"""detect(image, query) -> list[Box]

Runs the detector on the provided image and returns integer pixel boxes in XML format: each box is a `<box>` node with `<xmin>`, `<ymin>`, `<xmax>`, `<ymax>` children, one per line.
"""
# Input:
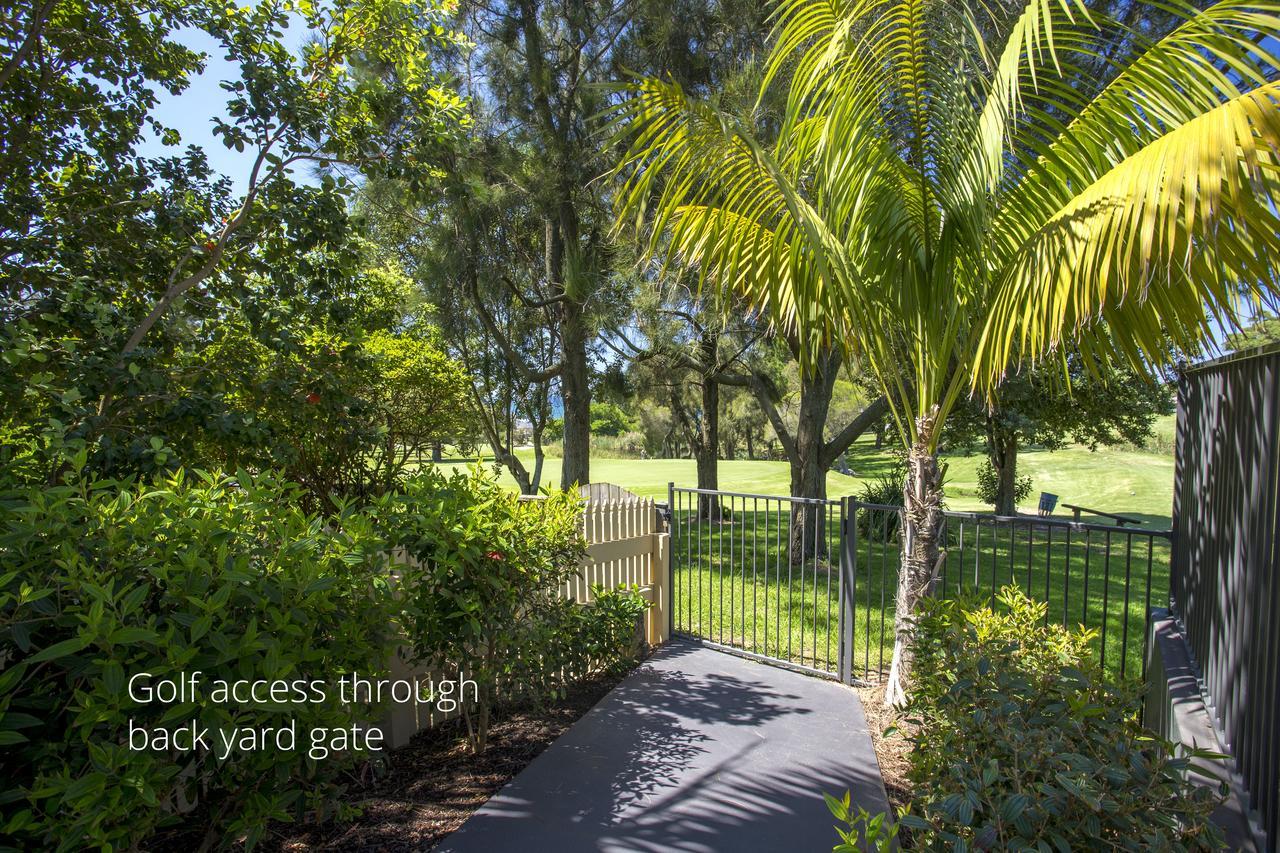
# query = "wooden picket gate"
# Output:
<box><xmin>570</xmin><ymin>495</ymin><xmax>670</xmax><ymax>646</ymax></box>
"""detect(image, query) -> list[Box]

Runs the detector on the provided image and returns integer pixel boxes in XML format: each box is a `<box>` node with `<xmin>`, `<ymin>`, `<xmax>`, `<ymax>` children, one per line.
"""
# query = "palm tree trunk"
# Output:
<box><xmin>884</xmin><ymin>407</ymin><xmax>945</xmax><ymax>707</ymax></box>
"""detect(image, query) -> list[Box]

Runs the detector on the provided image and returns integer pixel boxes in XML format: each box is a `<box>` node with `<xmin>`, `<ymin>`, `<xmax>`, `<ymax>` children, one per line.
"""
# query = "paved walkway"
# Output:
<box><xmin>438</xmin><ymin>638</ymin><xmax>889</xmax><ymax>852</ymax></box>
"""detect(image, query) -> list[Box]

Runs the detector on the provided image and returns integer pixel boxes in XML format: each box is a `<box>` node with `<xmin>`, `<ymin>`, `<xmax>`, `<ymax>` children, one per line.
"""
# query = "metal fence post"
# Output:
<box><xmin>839</xmin><ymin>497</ymin><xmax>858</xmax><ymax>685</ymax></box>
<box><xmin>667</xmin><ymin>481</ymin><xmax>676</xmax><ymax>641</ymax></box>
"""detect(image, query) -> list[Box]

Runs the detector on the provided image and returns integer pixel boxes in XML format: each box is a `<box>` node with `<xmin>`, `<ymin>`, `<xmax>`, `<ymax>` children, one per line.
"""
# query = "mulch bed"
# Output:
<box><xmin>249</xmin><ymin>669</ymin><xmax>628</xmax><ymax>852</ymax></box>
<box><xmin>857</xmin><ymin>684</ymin><xmax>914</xmax><ymax>814</ymax></box>
<box><xmin>145</xmin><ymin>666</ymin><xmax>629</xmax><ymax>850</ymax></box>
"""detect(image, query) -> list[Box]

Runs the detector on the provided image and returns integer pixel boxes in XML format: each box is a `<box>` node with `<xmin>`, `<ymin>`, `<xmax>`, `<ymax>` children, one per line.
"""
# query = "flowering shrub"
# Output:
<box><xmin>374</xmin><ymin>467</ymin><xmax>643</xmax><ymax>752</ymax></box>
<box><xmin>1</xmin><ymin>461</ymin><xmax>650</xmax><ymax>848</ymax></box>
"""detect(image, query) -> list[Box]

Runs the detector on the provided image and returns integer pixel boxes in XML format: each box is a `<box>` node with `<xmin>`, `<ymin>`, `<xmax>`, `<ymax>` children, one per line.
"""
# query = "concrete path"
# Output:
<box><xmin>437</xmin><ymin>638</ymin><xmax>889</xmax><ymax>852</ymax></box>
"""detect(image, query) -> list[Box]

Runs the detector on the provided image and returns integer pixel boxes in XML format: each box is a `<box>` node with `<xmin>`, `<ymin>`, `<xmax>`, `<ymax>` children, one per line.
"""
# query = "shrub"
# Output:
<box><xmin>975</xmin><ymin>459</ymin><xmax>1032</xmax><ymax>510</ymax></box>
<box><xmin>198</xmin><ymin>324</ymin><xmax>472</xmax><ymax>506</ymax></box>
<box><xmin>891</xmin><ymin>587</ymin><xmax>1226</xmax><ymax>850</ymax></box>
<box><xmin>0</xmin><ymin>467</ymin><xmax>399</xmax><ymax>852</ymax></box>
<box><xmin>826</xmin><ymin>792</ymin><xmax>900</xmax><ymax>852</ymax></box>
<box><xmin>589</xmin><ymin>431</ymin><xmax>648</xmax><ymax>459</ymax></box>
<box><xmin>550</xmin><ymin>585</ymin><xmax>651</xmax><ymax>680</ymax></box>
<box><xmin>588</xmin><ymin>401</ymin><xmax>637</xmax><ymax>437</ymax></box>
<box><xmin>856</xmin><ymin>462</ymin><xmax>905</xmax><ymax>540</ymax></box>
<box><xmin>374</xmin><ymin>467</ymin><xmax>592</xmax><ymax>752</ymax></box>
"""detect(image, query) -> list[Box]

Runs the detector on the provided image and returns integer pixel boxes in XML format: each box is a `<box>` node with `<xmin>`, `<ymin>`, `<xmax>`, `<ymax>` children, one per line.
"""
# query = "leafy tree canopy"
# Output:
<box><xmin>0</xmin><ymin>0</ymin><xmax>469</xmax><ymax>487</ymax></box>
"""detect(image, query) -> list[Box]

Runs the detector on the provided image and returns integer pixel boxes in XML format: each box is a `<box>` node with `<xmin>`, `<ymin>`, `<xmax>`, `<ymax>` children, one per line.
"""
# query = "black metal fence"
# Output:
<box><xmin>1170</xmin><ymin>344</ymin><xmax>1280</xmax><ymax>847</ymax></box>
<box><xmin>668</xmin><ymin>484</ymin><xmax>1170</xmax><ymax>685</ymax></box>
<box><xmin>667</xmin><ymin>487</ymin><xmax>846</xmax><ymax>678</ymax></box>
<box><xmin>852</xmin><ymin>503</ymin><xmax>1171</xmax><ymax>682</ymax></box>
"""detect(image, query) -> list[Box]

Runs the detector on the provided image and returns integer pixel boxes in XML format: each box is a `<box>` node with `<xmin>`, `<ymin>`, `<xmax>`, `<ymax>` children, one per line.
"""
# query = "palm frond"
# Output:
<box><xmin>977</xmin><ymin>82</ymin><xmax>1280</xmax><ymax>384</ymax></box>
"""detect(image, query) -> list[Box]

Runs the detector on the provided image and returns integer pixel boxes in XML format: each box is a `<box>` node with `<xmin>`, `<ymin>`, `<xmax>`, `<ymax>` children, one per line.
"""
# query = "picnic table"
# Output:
<box><xmin>1060</xmin><ymin>502</ymin><xmax>1145</xmax><ymax>527</ymax></box>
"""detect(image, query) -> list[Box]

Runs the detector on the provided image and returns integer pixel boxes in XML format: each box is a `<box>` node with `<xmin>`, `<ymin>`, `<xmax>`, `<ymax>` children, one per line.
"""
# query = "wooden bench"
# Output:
<box><xmin>1061</xmin><ymin>503</ymin><xmax>1144</xmax><ymax>527</ymax></box>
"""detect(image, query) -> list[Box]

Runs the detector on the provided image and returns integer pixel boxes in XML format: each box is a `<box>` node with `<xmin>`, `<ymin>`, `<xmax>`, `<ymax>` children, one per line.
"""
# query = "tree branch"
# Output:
<box><xmin>500</xmin><ymin>273</ymin><xmax>567</xmax><ymax>309</ymax></box>
<box><xmin>820</xmin><ymin>395</ymin><xmax>889</xmax><ymax>468</ymax></box>
<box><xmin>0</xmin><ymin>0</ymin><xmax>58</xmax><ymax>92</ymax></box>
<box><xmin>467</xmin><ymin>271</ymin><xmax>563</xmax><ymax>382</ymax></box>
<box><xmin>716</xmin><ymin>369</ymin><xmax>795</xmax><ymax>460</ymax></box>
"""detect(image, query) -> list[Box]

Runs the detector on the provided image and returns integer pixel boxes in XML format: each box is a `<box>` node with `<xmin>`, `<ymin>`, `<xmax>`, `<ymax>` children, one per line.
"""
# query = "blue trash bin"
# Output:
<box><xmin>1038</xmin><ymin>492</ymin><xmax>1058</xmax><ymax>515</ymax></box>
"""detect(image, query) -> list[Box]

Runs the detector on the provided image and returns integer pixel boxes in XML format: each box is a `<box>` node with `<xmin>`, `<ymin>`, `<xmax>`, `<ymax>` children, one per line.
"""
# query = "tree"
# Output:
<box><xmin>173</xmin><ymin>252</ymin><xmax>473</xmax><ymax>505</ymax></box>
<box><xmin>611</xmin><ymin>0</ymin><xmax>1280</xmax><ymax>703</ymax></box>
<box><xmin>0</xmin><ymin>0</ymin><xmax>468</xmax><ymax>482</ymax></box>
<box><xmin>947</xmin><ymin>364</ymin><xmax>1174</xmax><ymax>515</ymax></box>
<box><xmin>1226</xmin><ymin>310</ymin><xmax>1280</xmax><ymax>351</ymax></box>
<box><xmin>589</xmin><ymin>401</ymin><xmax>636</xmax><ymax>436</ymax></box>
<box><xmin>442</xmin><ymin>0</ymin><xmax>651</xmax><ymax>490</ymax></box>
<box><xmin>609</xmin><ymin>275</ymin><xmax>762</xmax><ymax>519</ymax></box>
<box><xmin>724</xmin><ymin>342</ymin><xmax>887</xmax><ymax>510</ymax></box>
<box><xmin>361</xmin><ymin>331</ymin><xmax>476</xmax><ymax>487</ymax></box>
<box><xmin>357</xmin><ymin>136</ymin><xmax>564</xmax><ymax>494</ymax></box>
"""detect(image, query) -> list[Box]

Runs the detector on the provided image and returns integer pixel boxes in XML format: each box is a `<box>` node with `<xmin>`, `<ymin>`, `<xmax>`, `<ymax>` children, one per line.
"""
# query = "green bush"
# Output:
<box><xmin>588</xmin><ymin>401</ymin><xmax>637</xmax><ymax>437</ymax></box>
<box><xmin>1</xmin><ymin>462</ymin><xmax>651</xmax><ymax>848</ymax></box>
<box><xmin>374</xmin><ymin>467</ymin><xmax>596</xmax><ymax>752</ymax></box>
<box><xmin>0</xmin><ymin>467</ymin><xmax>400</xmax><ymax>852</ymax></box>
<box><xmin>975</xmin><ymin>459</ymin><xmax>1032</xmax><ymax>510</ymax></box>
<box><xmin>196</xmin><ymin>323</ymin><xmax>472</xmax><ymax>507</ymax></box>
<box><xmin>885</xmin><ymin>587</ymin><xmax>1226</xmax><ymax>850</ymax></box>
<box><xmin>856</xmin><ymin>462</ymin><xmax>905</xmax><ymax>540</ymax></box>
<box><xmin>826</xmin><ymin>792</ymin><xmax>900</xmax><ymax>852</ymax></box>
<box><xmin>552</xmin><ymin>585</ymin><xmax>651</xmax><ymax>679</ymax></box>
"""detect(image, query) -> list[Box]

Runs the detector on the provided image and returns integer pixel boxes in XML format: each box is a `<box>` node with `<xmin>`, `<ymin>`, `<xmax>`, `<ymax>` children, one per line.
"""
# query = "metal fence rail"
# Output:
<box><xmin>669</xmin><ymin>484</ymin><xmax>1168</xmax><ymax>685</ymax></box>
<box><xmin>1171</xmin><ymin>345</ymin><xmax>1280</xmax><ymax>849</ymax></box>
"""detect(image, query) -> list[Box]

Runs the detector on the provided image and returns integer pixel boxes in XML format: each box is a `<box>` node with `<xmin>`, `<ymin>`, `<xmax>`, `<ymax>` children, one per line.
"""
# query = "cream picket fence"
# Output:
<box><xmin>376</xmin><ymin>491</ymin><xmax>670</xmax><ymax>748</ymax></box>
<box><xmin>569</xmin><ymin>496</ymin><xmax>669</xmax><ymax>646</ymax></box>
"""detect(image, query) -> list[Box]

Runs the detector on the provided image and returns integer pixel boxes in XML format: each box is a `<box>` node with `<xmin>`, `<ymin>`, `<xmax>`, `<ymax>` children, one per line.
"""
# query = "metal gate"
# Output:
<box><xmin>667</xmin><ymin>484</ymin><xmax>1171</xmax><ymax>685</ymax></box>
<box><xmin>666</xmin><ymin>486</ymin><xmax>872</xmax><ymax>683</ymax></box>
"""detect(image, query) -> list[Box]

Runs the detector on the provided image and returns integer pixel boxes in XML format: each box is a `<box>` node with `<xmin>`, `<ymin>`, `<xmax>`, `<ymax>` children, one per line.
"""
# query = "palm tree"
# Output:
<box><xmin>610</xmin><ymin>0</ymin><xmax>1280</xmax><ymax>703</ymax></box>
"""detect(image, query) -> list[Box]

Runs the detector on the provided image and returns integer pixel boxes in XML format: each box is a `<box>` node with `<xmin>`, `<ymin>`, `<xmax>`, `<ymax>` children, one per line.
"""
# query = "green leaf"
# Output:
<box><xmin>28</xmin><ymin>636</ymin><xmax>87</xmax><ymax>664</ymax></box>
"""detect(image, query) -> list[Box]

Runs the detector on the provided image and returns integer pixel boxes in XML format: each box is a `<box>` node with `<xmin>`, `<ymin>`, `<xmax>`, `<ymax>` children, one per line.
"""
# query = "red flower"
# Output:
<box><xmin>204</xmin><ymin>240</ymin><xmax>217</xmax><ymax>252</ymax></box>
<box><xmin>486</xmin><ymin>551</ymin><xmax>504</xmax><ymax>561</ymax></box>
<box><xmin>305</xmin><ymin>392</ymin><xmax>321</xmax><ymax>405</ymax></box>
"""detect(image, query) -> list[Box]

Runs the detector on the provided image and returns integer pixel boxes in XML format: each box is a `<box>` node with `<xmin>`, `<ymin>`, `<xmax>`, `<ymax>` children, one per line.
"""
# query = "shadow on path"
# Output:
<box><xmin>437</xmin><ymin>638</ymin><xmax>889</xmax><ymax>852</ymax></box>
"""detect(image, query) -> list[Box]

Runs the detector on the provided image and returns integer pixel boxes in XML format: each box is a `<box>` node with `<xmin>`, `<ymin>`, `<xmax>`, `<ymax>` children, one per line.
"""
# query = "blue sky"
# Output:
<box><xmin>138</xmin><ymin>25</ymin><xmax>317</xmax><ymax>196</ymax></box>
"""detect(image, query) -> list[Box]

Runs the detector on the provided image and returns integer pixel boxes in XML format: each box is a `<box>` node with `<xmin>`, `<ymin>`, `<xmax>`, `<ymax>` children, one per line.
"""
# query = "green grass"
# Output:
<box><xmin>670</xmin><ymin>506</ymin><xmax>851</xmax><ymax>675</ymax></box>
<box><xmin>435</xmin><ymin>420</ymin><xmax>1174</xmax><ymax>682</ymax></box>
<box><xmin>439</xmin><ymin>415</ymin><xmax>1176</xmax><ymax>526</ymax></box>
<box><xmin>670</xmin><ymin>507</ymin><xmax>1168</xmax><ymax>682</ymax></box>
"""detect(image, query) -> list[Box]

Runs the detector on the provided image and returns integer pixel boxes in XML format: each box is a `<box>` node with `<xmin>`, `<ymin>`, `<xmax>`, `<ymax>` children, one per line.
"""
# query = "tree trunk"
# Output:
<box><xmin>431</xmin><ymin>440</ymin><xmax>443</xmax><ymax>463</ymax></box>
<box><xmin>531</xmin><ymin>425</ymin><xmax>546</xmax><ymax>493</ymax></box>
<box><xmin>696</xmin><ymin>332</ymin><xmax>723</xmax><ymax>521</ymax></box>
<box><xmin>695</xmin><ymin>384</ymin><xmax>723</xmax><ymax>521</ymax></box>
<box><xmin>885</xmin><ymin>407</ymin><xmax>946</xmax><ymax>707</ymax></box>
<box><xmin>745</xmin><ymin>428</ymin><xmax>755</xmax><ymax>460</ymax></box>
<box><xmin>788</xmin><ymin>450</ymin><xmax>829</xmax><ymax>563</ymax></box>
<box><xmin>503</xmin><ymin>449</ymin><xmax>535</xmax><ymax>495</ymax></box>
<box><xmin>988</xmin><ymin>423</ymin><xmax>1019</xmax><ymax>516</ymax></box>
<box><xmin>786</xmin><ymin>351</ymin><xmax>839</xmax><ymax>559</ymax></box>
<box><xmin>559</xmin><ymin>304</ymin><xmax>591</xmax><ymax>489</ymax></box>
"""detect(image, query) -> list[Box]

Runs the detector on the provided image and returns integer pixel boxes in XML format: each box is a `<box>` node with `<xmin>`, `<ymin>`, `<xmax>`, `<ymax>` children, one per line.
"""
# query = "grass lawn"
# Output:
<box><xmin>668</xmin><ymin>504</ymin><xmax>1167</xmax><ymax>683</ymax></box>
<box><xmin>438</xmin><ymin>416</ymin><xmax>1175</xmax><ymax>683</ymax></box>
<box><xmin>438</xmin><ymin>414</ymin><xmax>1176</xmax><ymax>526</ymax></box>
